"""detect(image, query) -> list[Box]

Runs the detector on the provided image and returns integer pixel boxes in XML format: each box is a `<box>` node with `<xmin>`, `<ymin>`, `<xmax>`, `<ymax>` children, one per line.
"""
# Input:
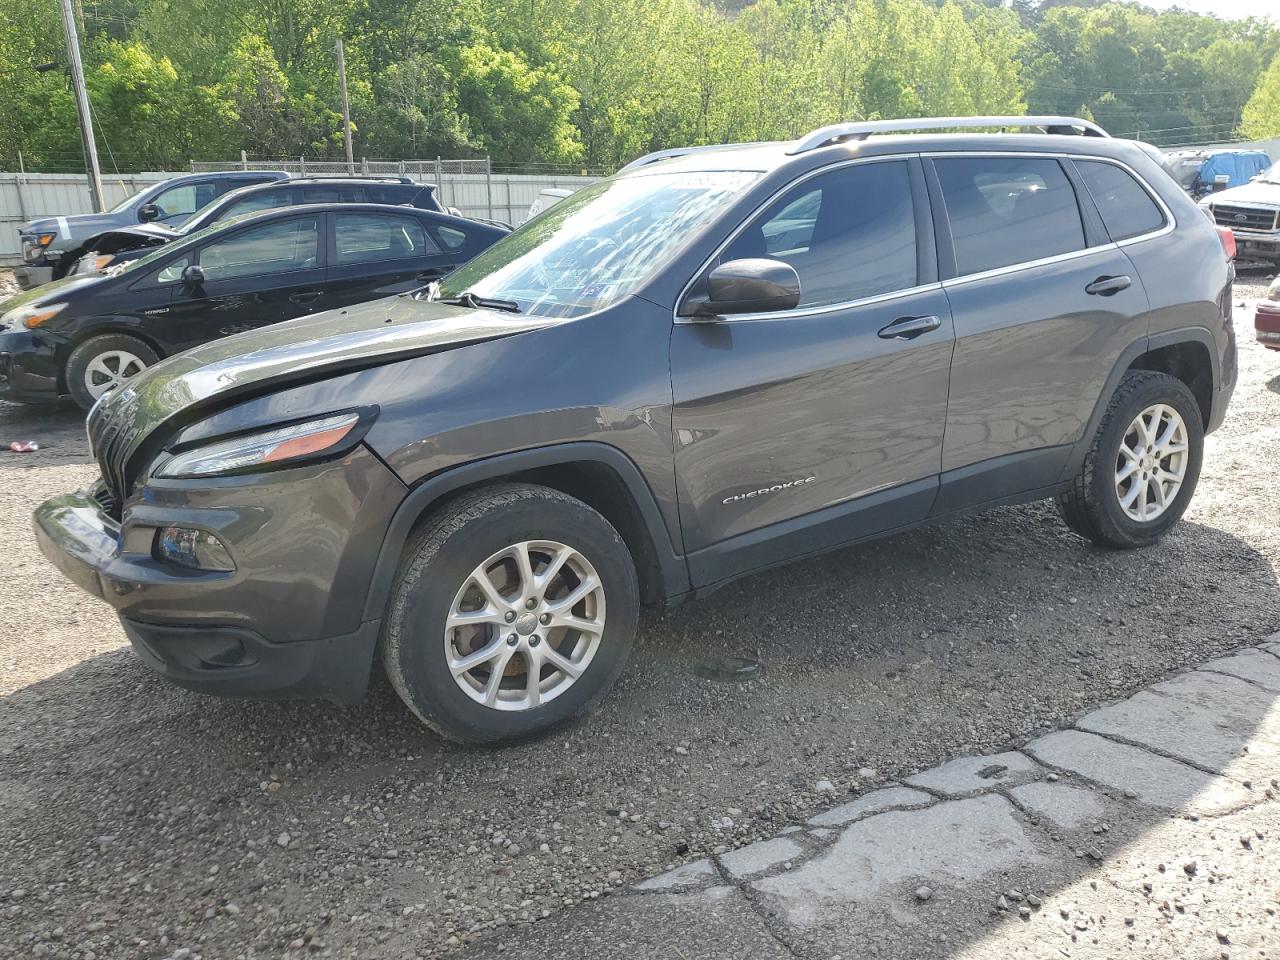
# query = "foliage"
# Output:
<box><xmin>1242</xmin><ymin>50</ymin><xmax>1280</xmax><ymax>139</ymax></box>
<box><xmin>1</xmin><ymin>0</ymin><xmax>1277</xmax><ymax>174</ymax></box>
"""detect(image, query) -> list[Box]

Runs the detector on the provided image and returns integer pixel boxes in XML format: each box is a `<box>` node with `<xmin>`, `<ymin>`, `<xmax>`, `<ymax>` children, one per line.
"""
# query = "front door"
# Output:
<box><xmin>324</xmin><ymin>211</ymin><xmax>461</xmax><ymax>309</ymax></box>
<box><xmin>670</xmin><ymin>157</ymin><xmax>955</xmax><ymax>586</ymax></box>
<box><xmin>165</xmin><ymin>214</ymin><xmax>326</xmax><ymax>350</ymax></box>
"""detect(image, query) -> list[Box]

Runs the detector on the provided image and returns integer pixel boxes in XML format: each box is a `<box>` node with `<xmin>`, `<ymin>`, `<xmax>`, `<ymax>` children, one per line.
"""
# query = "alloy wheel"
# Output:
<box><xmin>445</xmin><ymin>540</ymin><xmax>606</xmax><ymax>711</ymax></box>
<box><xmin>84</xmin><ymin>350</ymin><xmax>148</xmax><ymax>399</ymax></box>
<box><xmin>1115</xmin><ymin>402</ymin><xmax>1189</xmax><ymax>522</ymax></box>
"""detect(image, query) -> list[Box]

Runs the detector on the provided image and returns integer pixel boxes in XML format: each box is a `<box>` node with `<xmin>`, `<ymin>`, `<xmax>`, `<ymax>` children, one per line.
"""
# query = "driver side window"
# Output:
<box><xmin>721</xmin><ymin>160</ymin><xmax>917</xmax><ymax>309</ymax></box>
<box><xmin>153</xmin><ymin>182</ymin><xmax>217</xmax><ymax>219</ymax></box>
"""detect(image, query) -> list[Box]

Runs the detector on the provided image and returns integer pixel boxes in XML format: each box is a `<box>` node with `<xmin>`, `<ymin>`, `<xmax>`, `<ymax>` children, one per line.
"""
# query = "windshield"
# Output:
<box><xmin>108</xmin><ymin>188</ymin><xmax>147</xmax><ymax>214</ymax></box>
<box><xmin>114</xmin><ymin>212</ymin><xmax>258</xmax><ymax>277</ymax></box>
<box><xmin>433</xmin><ymin>170</ymin><xmax>761</xmax><ymax>318</ymax></box>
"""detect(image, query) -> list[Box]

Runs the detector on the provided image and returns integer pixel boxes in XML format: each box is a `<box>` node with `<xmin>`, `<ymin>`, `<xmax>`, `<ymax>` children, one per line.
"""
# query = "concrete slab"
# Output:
<box><xmin>1075</xmin><ymin>671</ymin><xmax>1279</xmax><ymax>784</ymax></box>
<box><xmin>720</xmin><ymin>836</ymin><xmax>804</xmax><ymax>878</ymax></box>
<box><xmin>1199</xmin><ymin>649</ymin><xmax>1280</xmax><ymax>693</ymax></box>
<box><xmin>904</xmin><ymin>750</ymin><xmax>1042</xmax><ymax>796</ymax></box>
<box><xmin>460</xmin><ymin>884</ymin><xmax>794</xmax><ymax>960</ymax></box>
<box><xmin>753</xmin><ymin>795</ymin><xmax>1048</xmax><ymax>927</ymax></box>
<box><xmin>807</xmin><ymin>786</ymin><xmax>935</xmax><ymax>827</ymax></box>
<box><xmin>1008</xmin><ymin>781</ymin><xmax>1106</xmax><ymax>832</ymax></box>
<box><xmin>1024</xmin><ymin>730</ymin><xmax>1254</xmax><ymax>815</ymax></box>
<box><xmin>633</xmin><ymin>858</ymin><xmax>717</xmax><ymax>891</ymax></box>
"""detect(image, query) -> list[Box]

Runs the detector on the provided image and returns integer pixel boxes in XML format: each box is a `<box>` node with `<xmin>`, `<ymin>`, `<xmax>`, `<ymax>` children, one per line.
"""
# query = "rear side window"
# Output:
<box><xmin>435</xmin><ymin>225</ymin><xmax>468</xmax><ymax>251</ymax></box>
<box><xmin>1074</xmin><ymin>160</ymin><xmax>1166</xmax><ymax>241</ymax></box>
<box><xmin>721</xmin><ymin>160</ymin><xmax>917</xmax><ymax>308</ymax></box>
<box><xmin>335</xmin><ymin>213</ymin><xmax>438</xmax><ymax>264</ymax></box>
<box><xmin>934</xmin><ymin>157</ymin><xmax>1085</xmax><ymax>276</ymax></box>
<box><xmin>365</xmin><ymin>184</ymin><xmax>417</xmax><ymax>205</ymax></box>
<box><xmin>300</xmin><ymin>184</ymin><xmax>365</xmax><ymax>203</ymax></box>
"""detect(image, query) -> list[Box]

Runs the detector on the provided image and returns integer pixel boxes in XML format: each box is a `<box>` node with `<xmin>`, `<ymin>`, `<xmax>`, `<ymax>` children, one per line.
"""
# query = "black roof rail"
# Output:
<box><xmin>788</xmin><ymin>116</ymin><xmax>1110</xmax><ymax>154</ymax></box>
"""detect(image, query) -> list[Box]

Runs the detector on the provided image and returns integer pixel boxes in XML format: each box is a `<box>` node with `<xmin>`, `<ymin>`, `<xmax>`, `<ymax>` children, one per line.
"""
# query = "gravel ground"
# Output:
<box><xmin>0</xmin><ymin>268</ymin><xmax>1278</xmax><ymax>960</ymax></box>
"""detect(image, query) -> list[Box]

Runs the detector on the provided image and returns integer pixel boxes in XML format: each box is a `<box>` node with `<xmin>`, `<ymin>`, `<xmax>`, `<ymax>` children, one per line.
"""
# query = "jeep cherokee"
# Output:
<box><xmin>34</xmin><ymin>116</ymin><xmax>1237</xmax><ymax>743</ymax></box>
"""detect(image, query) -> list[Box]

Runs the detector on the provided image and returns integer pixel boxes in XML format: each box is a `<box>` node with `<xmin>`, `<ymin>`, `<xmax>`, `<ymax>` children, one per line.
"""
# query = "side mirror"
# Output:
<box><xmin>181</xmin><ymin>264</ymin><xmax>205</xmax><ymax>290</ymax></box>
<box><xmin>138</xmin><ymin>203</ymin><xmax>161</xmax><ymax>223</ymax></box>
<box><xmin>685</xmin><ymin>258</ymin><xmax>800</xmax><ymax>318</ymax></box>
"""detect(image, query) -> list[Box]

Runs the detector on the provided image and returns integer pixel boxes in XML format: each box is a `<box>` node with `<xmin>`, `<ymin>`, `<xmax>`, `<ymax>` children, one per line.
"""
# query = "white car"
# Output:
<box><xmin>1199</xmin><ymin>159</ymin><xmax>1280</xmax><ymax>265</ymax></box>
<box><xmin>522</xmin><ymin>188</ymin><xmax>574</xmax><ymax>224</ymax></box>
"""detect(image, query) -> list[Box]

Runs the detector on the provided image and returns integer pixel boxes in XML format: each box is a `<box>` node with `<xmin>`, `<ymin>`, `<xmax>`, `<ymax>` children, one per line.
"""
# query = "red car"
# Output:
<box><xmin>1258</xmin><ymin>276</ymin><xmax>1280</xmax><ymax>351</ymax></box>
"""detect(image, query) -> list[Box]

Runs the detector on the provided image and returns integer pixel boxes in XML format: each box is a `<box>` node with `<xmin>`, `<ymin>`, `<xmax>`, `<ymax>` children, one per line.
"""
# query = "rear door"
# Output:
<box><xmin>323</xmin><ymin>210</ymin><xmax>457</xmax><ymax>308</ymax></box>
<box><xmin>927</xmin><ymin>153</ymin><xmax>1150</xmax><ymax>512</ymax></box>
<box><xmin>163</xmin><ymin>214</ymin><xmax>326</xmax><ymax>348</ymax></box>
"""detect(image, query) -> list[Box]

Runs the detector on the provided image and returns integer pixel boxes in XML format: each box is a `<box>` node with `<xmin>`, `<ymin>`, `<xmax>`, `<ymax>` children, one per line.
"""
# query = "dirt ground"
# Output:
<box><xmin>0</xmin><ymin>267</ymin><xmax>1278</xmax><ymax>960</ymax></box>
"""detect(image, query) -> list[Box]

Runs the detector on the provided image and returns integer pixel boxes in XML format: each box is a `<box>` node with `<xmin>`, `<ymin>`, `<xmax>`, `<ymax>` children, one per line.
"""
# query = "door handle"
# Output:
<box><xmin>877</xmin><ymin>314</ymin><xmax>941</xmax><ymax>340</ymax></box>
<box><xmin>1085</xmin><ymin>275</ymin><xmax>1131</xmax><ymax>296</ymax></box>
<box><xmin>289</xmin><ymin>289</ymin><xmax>322</xmax><ymax>304</ymax></box>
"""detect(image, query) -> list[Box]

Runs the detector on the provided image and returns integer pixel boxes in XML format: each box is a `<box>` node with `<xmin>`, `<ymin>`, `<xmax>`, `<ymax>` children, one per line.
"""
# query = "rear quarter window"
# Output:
<box><xmin>1074</xmin><ymin>160</ymin><xmax>1167</xmax><ymax>242</ymax></box>
<box><xmin>934</xmin><ymin>157</ymin><xmax>1086</xmax><ymax>276</ymax></box>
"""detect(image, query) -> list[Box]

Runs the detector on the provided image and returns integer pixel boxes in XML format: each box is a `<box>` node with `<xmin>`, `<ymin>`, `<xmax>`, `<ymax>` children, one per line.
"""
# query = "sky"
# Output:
<box><xmin>1136</xmin><ymin>0</ymin><xmax>1280</xmax><ymax>23</ymax></box>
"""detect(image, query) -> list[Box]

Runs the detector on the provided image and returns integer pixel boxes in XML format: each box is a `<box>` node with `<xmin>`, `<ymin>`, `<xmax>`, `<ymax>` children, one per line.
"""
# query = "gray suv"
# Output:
<box><xmin>34</xmin><ymin>117</ymin><xmax>1237</xmax><ymax>743</ymax></box>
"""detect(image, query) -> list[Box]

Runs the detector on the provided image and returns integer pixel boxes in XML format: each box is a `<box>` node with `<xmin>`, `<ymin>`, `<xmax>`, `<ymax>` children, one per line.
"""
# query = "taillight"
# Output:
<box><xmin>1215</xmin><ymin>226</ymin><xmax>1236</xmax><ymax>260</ymax></box>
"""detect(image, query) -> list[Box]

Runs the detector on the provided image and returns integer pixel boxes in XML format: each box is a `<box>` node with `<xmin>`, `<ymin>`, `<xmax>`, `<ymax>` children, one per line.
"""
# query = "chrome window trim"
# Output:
<box><xmin>674</xmin><ymin>150</ymin><xmax>1174</xmax><ymax>325</ymax></box>
<box><xmin>674</xmin><ymin>154</ymin><xmax>919</xmax><ymax>325</ymax></box>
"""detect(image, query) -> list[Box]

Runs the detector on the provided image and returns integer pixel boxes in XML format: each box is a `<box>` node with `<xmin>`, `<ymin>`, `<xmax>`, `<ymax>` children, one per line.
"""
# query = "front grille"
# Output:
<box><xmin>86</xmin><ymin>396</ymin><xmax>137</xmax><ymax>519</ymax></box>
<box><xmin>1212</xmin><ymin>205</ymin><xmax>1279</xmax><ymax>232</ymax></box>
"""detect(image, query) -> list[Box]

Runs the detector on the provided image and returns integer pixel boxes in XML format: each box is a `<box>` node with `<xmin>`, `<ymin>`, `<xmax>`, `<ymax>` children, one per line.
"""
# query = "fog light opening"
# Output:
<box><xmin>154</xmin><ymin>526</ymin><xmax>236</xmax><ymax>572</ymax></box>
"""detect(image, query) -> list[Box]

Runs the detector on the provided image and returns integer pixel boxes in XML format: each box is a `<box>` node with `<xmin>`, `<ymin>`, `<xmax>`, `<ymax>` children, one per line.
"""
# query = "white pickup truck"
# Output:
<box><xmin>1200</xmin><ymin>158</ymin><xmax>1280</xmax><ymax>266</ymax></box>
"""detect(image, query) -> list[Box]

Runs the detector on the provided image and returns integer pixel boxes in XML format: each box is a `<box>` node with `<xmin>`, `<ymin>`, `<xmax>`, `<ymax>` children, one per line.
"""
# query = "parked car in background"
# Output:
<box><xmin>522</xmin><ymin>187</ymin><xmax>574</xmax><ymax>223</ymax></box>
<box><xmin>1200</xmin><ymin>158</ymin><xmax>1280</xmax><ymax>265</ymax></box>
<box><xmin>15</xmin><ymin>171</ymin><xmax>287</xmax><ymax>290</ymax></box>
<box><xmin>67</xmin><ymin>177</ymin><xmax>444</xmax><ymax>276</ymax></box>
<box><xmin>1166</xmin><ymin>149</ymin><xmax>1271</xmax><ymax>200</ymax></box>
<box><xmin>31</xmin><ymin>116</ymin><xmax>1236</xmax><ymax>743</ymax></box>
<box><xmin>0</xmin><ymin>204</ymin><xmax>507</xmax><ymax>409</ymax></box>
<box><xmin>1257</xmin><ymin>275</ymin><xmax>1280</xmax><ymax>351</ymax></box>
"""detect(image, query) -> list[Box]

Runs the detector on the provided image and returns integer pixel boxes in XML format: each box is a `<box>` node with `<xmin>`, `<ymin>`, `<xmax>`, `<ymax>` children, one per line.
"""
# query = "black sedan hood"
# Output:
<box><xmin>87</xmin><ymin>294</ymin><xmax>564</xmax><ymax>488</ymax></box>
<box><xmin>82</xmin><ymin>223</ymin><xmax>181</xmax><ymax>254</ymax></box>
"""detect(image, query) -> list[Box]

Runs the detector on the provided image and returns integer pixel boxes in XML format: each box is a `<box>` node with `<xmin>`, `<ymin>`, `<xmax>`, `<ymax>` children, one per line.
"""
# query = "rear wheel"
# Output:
<box><xmin>65</xmin><ymin>334</ymin><xmax>159</xmax><ymax>410</ymax></box>
<box><xmin>1057</xmin><ymin>371</ymin><xmax>1203</xmax><ymax>549</ymax></box>
<box><xmin>381</xmin><ymin>483</ymin><xmax>639</xmax><ymax>743</ymax></box>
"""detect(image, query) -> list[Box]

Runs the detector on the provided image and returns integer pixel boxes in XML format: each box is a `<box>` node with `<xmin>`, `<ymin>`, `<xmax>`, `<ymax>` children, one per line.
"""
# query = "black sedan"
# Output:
<box><xmin>0</xmin><ymin>204</ymin><xmax>508</xmax><ymax>409</ymax></box>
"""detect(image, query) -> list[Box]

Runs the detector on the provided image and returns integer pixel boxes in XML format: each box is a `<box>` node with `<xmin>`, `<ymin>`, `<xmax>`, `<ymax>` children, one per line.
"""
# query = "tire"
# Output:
<box><xmin>1057</xmin><ymin>371</ymin><xmax>1204</xmax><ymax>549</ymax></box>
<box><xmin>380</xmin><ymin>483</ymin><xmax>639</xmax><ymax>744</ymax></box>
<box><xmin>65</xmin><ymin>334</ymin><xmax>159</xmax><ymax>411</ymax></box>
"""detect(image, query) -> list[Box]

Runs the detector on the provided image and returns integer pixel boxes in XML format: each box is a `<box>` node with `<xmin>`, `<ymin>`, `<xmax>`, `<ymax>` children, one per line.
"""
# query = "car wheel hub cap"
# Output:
<box><xmin>1115</xmin><ymin>403</ymin><xmax>1188</xmax><ymax>523</ymax></box>
<box><xmin>84</xmin><ymin>350</ymin><xmax>148</xmax><ymax>399</ymax></box>
<box><xmin>445</xmin><ymin>540</ymin><xmax>606</xmax><ymax>712</ymax></box>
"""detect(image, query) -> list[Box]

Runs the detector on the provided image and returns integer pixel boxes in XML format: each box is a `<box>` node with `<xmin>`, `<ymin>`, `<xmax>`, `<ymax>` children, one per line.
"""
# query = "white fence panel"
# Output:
<box><xmin>0</xmin><ymin>173</ymin><xmax>173</xmax><ymax>263</ymax></box>
<box><xmin>0</xmin><ymin>170</ymin><xmax>597</xmax><ymax>264</ymax></box>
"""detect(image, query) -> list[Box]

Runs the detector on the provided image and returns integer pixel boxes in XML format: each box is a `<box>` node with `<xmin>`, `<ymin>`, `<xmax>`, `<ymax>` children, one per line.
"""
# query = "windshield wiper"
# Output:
<box><xmin>437</xmin><ymin>290</ymin><xmax>521</xmax><ymax>313</ymax></box>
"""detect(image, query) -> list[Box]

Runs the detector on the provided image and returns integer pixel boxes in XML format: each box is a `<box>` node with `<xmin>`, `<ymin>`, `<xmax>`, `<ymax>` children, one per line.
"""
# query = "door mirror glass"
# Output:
<box><xmin>181</xmin><ymin>263</ymin><xmax>206</xmax><ymax>290</ymax></box>
<box><xmin>138</xmin><ymin>203</ymin><xmax>161</xmax><ymax>223</ymax></box>
<box><xmin>693</xmin><ymin>258</ymin><xmax>800</xmax><ymax>317</ymax></box>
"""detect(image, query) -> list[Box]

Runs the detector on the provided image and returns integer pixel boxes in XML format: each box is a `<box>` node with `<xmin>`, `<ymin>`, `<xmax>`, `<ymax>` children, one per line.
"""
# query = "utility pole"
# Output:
<box><xmin>59</xmin><ymin>0</ymin><xmax>104</xmax><ymax>211</ymax></box>
<box><xmin>336</xmin><ymin>38</ymin><xmax>354</xmax><ymax>176</ymax></box>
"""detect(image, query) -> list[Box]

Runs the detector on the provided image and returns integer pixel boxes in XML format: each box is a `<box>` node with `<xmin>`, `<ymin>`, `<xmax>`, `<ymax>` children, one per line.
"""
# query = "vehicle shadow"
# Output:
<box><xmin>1</xmin><ymin>502</ymin><xmax>1276</xmax><ymax>957</ymax></box>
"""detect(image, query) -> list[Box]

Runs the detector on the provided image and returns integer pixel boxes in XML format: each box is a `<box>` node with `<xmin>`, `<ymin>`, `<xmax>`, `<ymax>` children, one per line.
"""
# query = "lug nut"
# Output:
<box><xmin>506</xmin><ymin>634</ymin><xmax>518</xmax><ymax>646</ymax></box>
<box><xmin>539</xmin><ymin>613</ymin><xmax>551</xmax><ymax>625</ymax></box>
<box><xmin>527</xmin><ymin>598</ymin><xmax>539</xmax><ymax>610</ymax></box>
<box><xmin>505</xmin><ymin>611</ymin><xmax>516</xmax><ymax>623</ymax></box>
<box><xmin>529</xmin><ymin>635</ymin><xmax>541</xmax><ymax>647</ymax></box>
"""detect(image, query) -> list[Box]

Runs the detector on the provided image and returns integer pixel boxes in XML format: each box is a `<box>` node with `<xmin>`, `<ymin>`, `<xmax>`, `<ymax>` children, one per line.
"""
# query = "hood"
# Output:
<box><xmin>1205</xmin><ymin>179</ymin><xmax>1280</xmax><ymax>208</ymax></box>
<box><xmin>0</xmin><ymin>273</ymin><xmax>110</xmax><ymax>317</ymax></box>
<box><xmin>82</xmin><ymin>223</ymin><xmax>180</xmax><ymax>254</ymax></box>
<box><xmin>87</xmin><ymin>294</ymin><xmax>566</xmax><ymax>489</ymax></box>
<box><xmin>21</xmin><ymin>212</ymin><xmax>129</xmax><ymax>245</ymax></box>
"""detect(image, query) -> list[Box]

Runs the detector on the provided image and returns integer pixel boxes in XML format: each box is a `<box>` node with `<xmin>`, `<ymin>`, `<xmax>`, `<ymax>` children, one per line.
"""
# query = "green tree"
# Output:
<box><xmin>1242</xmin><ymin>51</ymin><xmax>1280</xmax><ymax>139</ymax></box>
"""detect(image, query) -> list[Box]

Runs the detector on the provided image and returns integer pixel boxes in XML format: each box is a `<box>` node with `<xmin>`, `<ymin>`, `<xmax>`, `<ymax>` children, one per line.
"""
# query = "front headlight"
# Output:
<box><xmin>1</xmin><ymin>302</ymin><xmax>67</xmax><ymax>330</ymax></box>
<box><xmin>155</xmin><ymin>411</ymin><xmax>371</xmax><ymax>479</ymax></box>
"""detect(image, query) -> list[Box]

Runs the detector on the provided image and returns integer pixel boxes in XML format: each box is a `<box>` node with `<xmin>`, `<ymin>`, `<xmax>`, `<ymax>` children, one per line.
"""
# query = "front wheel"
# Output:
<box><xmin>1057</xmin><ymin>371</ymin><xmax>1204</xmax><ymax>549</ymax></box>
<box><xmin>381</xmin><ymin>483</ymin><xmax>639</xmax><ymax>743</ymax></box>
<box><xmin>65</xmin><ymin>334</ymin><xmax>159</xmax><ymax>411</ymax></box>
